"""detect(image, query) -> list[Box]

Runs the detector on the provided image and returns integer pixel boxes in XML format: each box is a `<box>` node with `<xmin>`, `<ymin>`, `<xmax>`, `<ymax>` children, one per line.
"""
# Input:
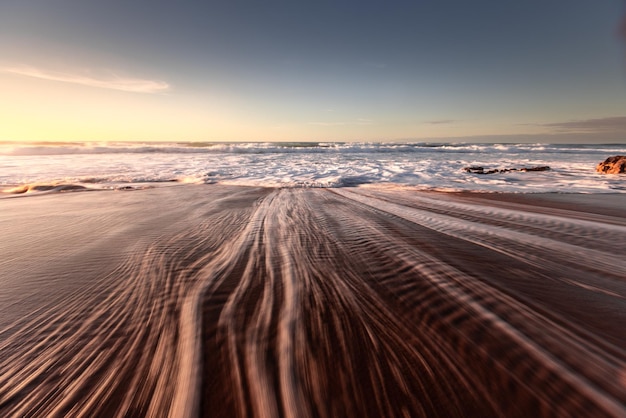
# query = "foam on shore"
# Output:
<box><xmin>2</xmin><ymin>142</ymin><xmax>625</xmax><ymax>193</ymax></box>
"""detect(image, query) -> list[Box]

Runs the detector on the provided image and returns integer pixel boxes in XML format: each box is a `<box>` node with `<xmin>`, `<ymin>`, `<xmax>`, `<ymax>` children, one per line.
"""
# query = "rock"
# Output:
<box><xmin>596</xmin><ymin>156</ymin><xmax>626</xmax><ymax>174</ymax></box>
<box><xmin>463</xmin><ymin>166</ymin><xmax>550</xmax><ymax>175</ymax></box>
<box><xmin>519</xmin><ymin>166</ymin><xmax>550</xmax><ymax>172</ymax></box>
<box><xmin>464</xmin><ymin>166</ymin><xmax>486</xmax><ymax>173</ymax></box>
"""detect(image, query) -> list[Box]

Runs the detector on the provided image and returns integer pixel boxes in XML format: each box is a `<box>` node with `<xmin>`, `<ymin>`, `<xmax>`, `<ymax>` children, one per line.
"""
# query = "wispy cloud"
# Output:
<box><xmin>424</xmin><ymin>119</ymin><xmax>456</xmax><ymax>125</ymax></box>
<box><xmin>308</xmin><ymin>118</ymin><xmax>373</xmax><ymax>127</ymax></box>
<box><xmin>308</xmin><ymin>122</ymin><xmax>347</xmax><ymax>126</ymax></box>
<box><xmin>3</xmin><ymin>65</ymin><xmax>169</xmax><ymax>93</ymax></box>
<box><xmin>539</xmin><ymin>116</ymin><xmax>626</xmax><ymax>133</ymax></box>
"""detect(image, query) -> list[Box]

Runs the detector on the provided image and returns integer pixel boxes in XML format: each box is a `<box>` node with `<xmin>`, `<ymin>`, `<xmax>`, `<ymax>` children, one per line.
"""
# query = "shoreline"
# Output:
<box><xmin>3</xmin><ymin>179</ymin><xmax>626</xmax><ymax>194</ymax></box>
<box><xmin>0</xmin><ymin>185</ymin><xmax>624</xmax><ymax>417</ymax></box>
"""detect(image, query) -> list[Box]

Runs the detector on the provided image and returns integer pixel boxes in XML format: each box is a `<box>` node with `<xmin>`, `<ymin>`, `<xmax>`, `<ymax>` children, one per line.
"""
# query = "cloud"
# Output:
<box><xmin>402</xmin><ymin>132</ymin><xmax>625</xmax><ymax>144</ymax></box>
<box><xmin>308</xmin><ymin>119</ymin><xmax>373</xmax><ymax>127</ymax></box>
<box><xmin>308</xmin><ymin>122</ymin><xmax>347</xmax><ymax>126</ymax></box>
<box><xmin>3</xmin><ymin>65</ymin><xmax>169</xmax><ymax>93</ymax></box>
<box><xmin>424</xmin><ymin>119</ymin><xmax>456</xmax><ymax>125</ymax></box>
<box><xmin>539</xmin><ymin>116</ymin><xmax>626</xmax><ymax>133</ymax></box>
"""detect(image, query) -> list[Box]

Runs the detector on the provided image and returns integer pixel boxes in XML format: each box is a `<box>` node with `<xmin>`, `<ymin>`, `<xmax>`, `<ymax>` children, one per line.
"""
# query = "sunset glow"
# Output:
<box><xmin>1</xmin><ymin>1</ymin><xmax>625</xmax><ymax>143</ymax></box>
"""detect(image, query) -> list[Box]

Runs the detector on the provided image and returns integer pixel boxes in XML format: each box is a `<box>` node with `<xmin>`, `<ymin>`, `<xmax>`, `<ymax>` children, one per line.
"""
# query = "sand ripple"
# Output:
<box><xmin>0</xmin><ymin>186</ymin><xmax>624</xmax><ymax>417</ymax></box>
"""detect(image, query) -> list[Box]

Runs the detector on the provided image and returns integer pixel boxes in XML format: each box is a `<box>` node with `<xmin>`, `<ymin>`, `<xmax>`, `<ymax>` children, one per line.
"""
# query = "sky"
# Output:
<box><xmin>1</xmin><ymin>0</ymin><xmax>625</xmax><ymax>143</ymax></box>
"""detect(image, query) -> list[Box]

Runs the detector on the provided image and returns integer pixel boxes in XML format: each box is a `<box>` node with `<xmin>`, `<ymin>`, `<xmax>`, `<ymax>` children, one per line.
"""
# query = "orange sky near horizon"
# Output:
<box><xmin>1</xmin><ymin>1</ymin><xmax>625</xmax><ymax>144</ymax></box>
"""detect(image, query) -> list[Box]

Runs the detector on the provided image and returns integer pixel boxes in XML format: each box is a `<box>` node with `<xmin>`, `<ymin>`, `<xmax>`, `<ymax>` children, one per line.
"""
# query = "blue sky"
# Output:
<box><xmin>1</xmin><ymin>0</ymin><xmax>625</xmax><ymax>142</ymax></box>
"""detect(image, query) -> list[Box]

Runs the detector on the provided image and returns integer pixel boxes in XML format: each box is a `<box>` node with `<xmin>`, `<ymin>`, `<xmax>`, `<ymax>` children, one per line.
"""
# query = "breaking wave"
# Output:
<box><xmin>1</xmin><ymin>142</ymin><xmax>625</xmax><ymax>194</ymax></box>
<box><xmin>2</xmin><ymin>141</ymin><xmax>625</xmax><ymax>157</ymax></box>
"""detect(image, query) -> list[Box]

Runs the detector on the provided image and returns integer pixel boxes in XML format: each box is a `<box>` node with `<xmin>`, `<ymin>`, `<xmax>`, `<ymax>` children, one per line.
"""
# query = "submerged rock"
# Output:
<box><xmin>596</xmin><ymin>156</ymin><xmax>626</xmax><ymax>174</ymax></box>
<box><xmin>464</xmin><ymin>166</ymin><xmax>550</xmax><ymax>175</ymax></box>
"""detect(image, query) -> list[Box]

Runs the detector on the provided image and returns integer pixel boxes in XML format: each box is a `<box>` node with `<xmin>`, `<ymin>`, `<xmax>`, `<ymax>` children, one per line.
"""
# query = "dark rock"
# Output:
<box><xmin>463</xmin><ymin>166</ymin><xmax>551</xmax><ymax>175</ymax></box>
<box><xmin>464</xmin><ymin>166</ymin><xmax>485</xmax><ymax>173</ymax></box>
<box><xmin>596</xmin><ymin>156</ymin><xmax>626</xmax><ymax>174</ymax></box>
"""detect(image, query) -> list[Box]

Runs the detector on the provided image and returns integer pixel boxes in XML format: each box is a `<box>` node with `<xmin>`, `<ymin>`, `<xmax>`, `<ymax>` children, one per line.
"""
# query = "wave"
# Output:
<box><xmin>2</xmin><ymin>183</ymin><xmax>91</xmax><ymax>195</ymax></box>
<box><xmin>2</xmin><ymin>142</ymin><xmax>624</xmax><ymax>194</ymax></box>
<box><xmin>3</xmin><ymin>141</ymin><xmax>625</xmax><ymax>157</ymax></box>
<box><xmin>0</xmin><ymin>175</ymin><xmax>210</xmax><ymax>198</ymax></box>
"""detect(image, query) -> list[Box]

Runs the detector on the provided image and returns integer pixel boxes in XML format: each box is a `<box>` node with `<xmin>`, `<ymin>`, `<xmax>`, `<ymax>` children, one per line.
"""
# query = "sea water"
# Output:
<box><xmin>1</xmin><ymin>142</ymin><xmax>624</xmax><ymax>194</ymax></box>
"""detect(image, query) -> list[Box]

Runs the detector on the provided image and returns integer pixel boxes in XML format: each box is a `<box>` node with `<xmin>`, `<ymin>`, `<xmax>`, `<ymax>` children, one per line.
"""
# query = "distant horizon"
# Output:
<box><xmin>2</xmin><ymin>137</ymin><xmax>626</xmax><ymax>146</ymax></box>
<box><xmin>1</xmin><ymin>115</ymin><xmax>625</xmax><ymax>144</ymax></box>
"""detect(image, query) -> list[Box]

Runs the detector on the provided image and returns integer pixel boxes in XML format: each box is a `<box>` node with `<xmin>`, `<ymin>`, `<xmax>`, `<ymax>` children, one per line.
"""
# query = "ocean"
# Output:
<box><xmin>1</xmin><ymin>142</ymin><xmax>625</xmax><ymax>194</ymax></box>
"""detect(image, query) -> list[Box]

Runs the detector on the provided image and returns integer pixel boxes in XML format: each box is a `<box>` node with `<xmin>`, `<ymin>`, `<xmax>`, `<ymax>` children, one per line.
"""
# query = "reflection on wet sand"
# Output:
<box><xmin>0</xmin><ymin>186</ymin><xmax>624</xmax><ymax>417</ymax></box>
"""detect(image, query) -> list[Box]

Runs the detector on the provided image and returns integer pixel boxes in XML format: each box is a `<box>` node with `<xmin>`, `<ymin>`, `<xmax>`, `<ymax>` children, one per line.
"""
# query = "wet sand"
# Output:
<box><xmin>0</xmin><ymin>185</ymin><xmax>625</xmax><ymax>417</ymax></box>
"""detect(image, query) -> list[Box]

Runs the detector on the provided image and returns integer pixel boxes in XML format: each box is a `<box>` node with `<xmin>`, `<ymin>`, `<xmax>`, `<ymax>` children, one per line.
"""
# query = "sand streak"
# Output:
<box><xmin>0</xmin><ymin>186</ymin><xmax>624</xmax><ymax>417</ymax></box>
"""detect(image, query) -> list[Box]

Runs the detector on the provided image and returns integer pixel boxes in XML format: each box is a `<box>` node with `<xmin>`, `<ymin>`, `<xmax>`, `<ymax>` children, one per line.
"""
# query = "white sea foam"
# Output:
<box><xmin>0</xmin><ymin>142</ymin><xmax>624</xmax><ymax>194</ymax></box>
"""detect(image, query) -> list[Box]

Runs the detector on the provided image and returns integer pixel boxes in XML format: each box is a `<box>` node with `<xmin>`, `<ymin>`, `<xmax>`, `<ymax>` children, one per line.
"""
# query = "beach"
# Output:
<box><xmin>0</xmin><ymin>184</ymin><xmax>624</xmax><ymax>417</ymax></box>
